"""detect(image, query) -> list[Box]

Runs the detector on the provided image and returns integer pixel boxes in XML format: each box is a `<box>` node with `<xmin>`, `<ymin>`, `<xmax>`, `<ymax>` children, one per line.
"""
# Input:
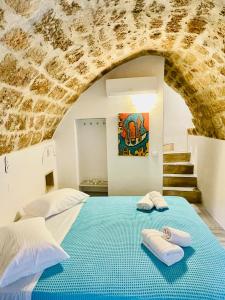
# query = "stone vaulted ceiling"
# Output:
<box><xmin>0</xmin><ymin>0</ymin><xmax>225</xmax><ymax>155</ymax></box>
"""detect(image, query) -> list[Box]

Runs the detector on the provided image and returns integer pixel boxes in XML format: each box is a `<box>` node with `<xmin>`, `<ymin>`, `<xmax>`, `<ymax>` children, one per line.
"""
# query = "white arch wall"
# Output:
<box><xmin>189</xmin><ymin>135</ymin><xmax>225</xmax><ymax>229</ymax></box>
<box><xmin>54</xmin><ymin>56</ymin><xmax>164</xmax><ymax>195</ymax></box>
<box><xmin>164</xmin><ymin>83</ymin><xmax>193</xmax><ymax>152</ymax></box>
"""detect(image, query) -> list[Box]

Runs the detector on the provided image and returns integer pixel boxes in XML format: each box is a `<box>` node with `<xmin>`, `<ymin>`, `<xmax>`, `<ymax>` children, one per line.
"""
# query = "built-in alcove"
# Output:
<box><xmin>45</xmin><ymin>171</ymin><xmax>54</xmax><ymax>193</ymax></box>
<box><xmin>76</xmin><ymin>118</ymin><xmax>108</xmax><ymax>196</ymax></box>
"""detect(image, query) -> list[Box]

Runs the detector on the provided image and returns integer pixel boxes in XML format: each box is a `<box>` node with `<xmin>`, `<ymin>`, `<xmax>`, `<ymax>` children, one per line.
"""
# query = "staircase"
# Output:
<box><xmin>163</xmin><ymin>152</ymin><xmax>201</xmax><ymax>203</ymax></box>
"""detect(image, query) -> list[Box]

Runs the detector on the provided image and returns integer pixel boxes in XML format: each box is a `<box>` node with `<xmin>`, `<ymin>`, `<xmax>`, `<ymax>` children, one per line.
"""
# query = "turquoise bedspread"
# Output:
<box><xmin>33</xmin><ymin>196</ymin><xmax>225</xmax><ymax>300</ymax></box>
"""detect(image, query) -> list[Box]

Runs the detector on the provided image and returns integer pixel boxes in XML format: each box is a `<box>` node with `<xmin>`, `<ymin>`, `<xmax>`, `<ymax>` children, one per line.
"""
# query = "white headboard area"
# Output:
<box><xmin>0</xmin><ymin>140</ymin><xmax>58</xmax><ymax>226</ymax></box>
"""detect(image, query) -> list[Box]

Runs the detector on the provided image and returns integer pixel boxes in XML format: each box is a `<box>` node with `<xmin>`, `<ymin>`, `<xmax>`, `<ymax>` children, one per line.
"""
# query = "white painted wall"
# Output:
<box><xmin>54</xmin><ymin>55</ymin><xmax>164</xmax><ymax>195</ymax></box>
<box><xmin>76</xmin><ymin>118</ymin><xmax>107</xmax><ymax>182</ymax></box>
<box><xmin>164</xmin><ymin>83</ymin><xmax>193</xmax><ymax>152</ymax></box>
<box><xmin>0</xmin><ymin>140</ymin><xmax>58</xmax><ymax>225</ymax></box>
<box><xmin>189</xmin><ymin>135</ymin><xmax>225</xmax><ymax>229</ymax></box>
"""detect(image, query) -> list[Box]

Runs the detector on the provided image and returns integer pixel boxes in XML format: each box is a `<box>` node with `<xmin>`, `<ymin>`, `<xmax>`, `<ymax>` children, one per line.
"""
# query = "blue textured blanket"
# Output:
<box><xmin>33</xmin><ymin>196</ymin><xmax>225</xmax><ymax>300</ymax></box>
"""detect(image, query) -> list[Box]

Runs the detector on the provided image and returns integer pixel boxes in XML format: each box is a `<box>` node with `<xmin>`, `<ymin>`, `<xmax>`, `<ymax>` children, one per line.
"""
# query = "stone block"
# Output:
<box><xmin>5</xmin><ymin>113</ymin><xmax>27</xmax><ymax>131</ymax></box>
<box><xmin>34</xmin><ymin>9</ymin><xmax>72</xmax><ymax>51</ymax></box>
<box><xmin>0</xmin><ymin>54</ymin><xmax>37</xmax><ymax>86</ymax></box>
<box><xmin>0</xmin><ymin>88</ymin><xmax>23</xmax><ymax>110</ymax></box>
<box><xmin>1</xmin><ymin>28</ymin><xmax>30</xmax><ymax>51</ymax></box>
<box><xmin>30</xmin><ymin>74</ymin><xmax>53</xmax><ymax>94</ymax></box>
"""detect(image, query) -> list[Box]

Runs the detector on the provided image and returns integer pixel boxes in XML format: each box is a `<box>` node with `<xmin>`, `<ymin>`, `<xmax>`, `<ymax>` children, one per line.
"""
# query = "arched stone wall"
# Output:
<box><xmin>0</xmin><ymin>0</ymin><xmax>224</xmax><ymax>155</ymax></box>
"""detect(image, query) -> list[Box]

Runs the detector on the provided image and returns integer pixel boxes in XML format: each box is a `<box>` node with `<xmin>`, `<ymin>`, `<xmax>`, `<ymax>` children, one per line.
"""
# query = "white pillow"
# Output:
<box><xmin>0</xmin><ymin>217</ymin><xmax>69</xmax><ymax>288</ymax></box>
<box><xmin>23</xmin><ymin>188</ymin><xmax>89</xmax><ymax>218</ymax></box>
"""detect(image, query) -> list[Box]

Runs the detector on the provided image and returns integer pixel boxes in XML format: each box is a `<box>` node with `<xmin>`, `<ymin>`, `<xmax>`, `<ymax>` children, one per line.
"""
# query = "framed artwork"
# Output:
<box><xmin>118</xmin><ymin>113</ymin><xmax>149</xmax><ymax>156</ymax></box>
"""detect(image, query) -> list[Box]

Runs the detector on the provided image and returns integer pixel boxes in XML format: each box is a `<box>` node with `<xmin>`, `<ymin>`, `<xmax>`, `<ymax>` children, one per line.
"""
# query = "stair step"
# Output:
<box><xmin>163</xmin><ymin>152</ymin><xmax>191</xmax><ymax>163</ymax></box>
<box><xmin>163</xmin><ymin>175</ymin><xmax>197</xmax><ymax>187</ymax></box>
<box><xmin>163</xmin><ymin>188</ymin><xmax>201</xmax><ymax>203</ymax></box>
<box><xmin>163</xmin><ymin>163</ymin><xmax>194</xmax><ymax>174</ymax></box>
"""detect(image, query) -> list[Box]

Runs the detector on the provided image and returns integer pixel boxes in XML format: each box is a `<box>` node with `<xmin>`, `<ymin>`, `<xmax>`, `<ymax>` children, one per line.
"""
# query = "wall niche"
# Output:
<box><xmin>76</xmin><ymin>118</ymin><xmax>108</xmax><ymax>196</ymax></box>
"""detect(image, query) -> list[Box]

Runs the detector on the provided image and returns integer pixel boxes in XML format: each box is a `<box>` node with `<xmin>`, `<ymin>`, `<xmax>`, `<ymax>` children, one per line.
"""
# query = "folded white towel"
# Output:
<box><xmin>163</xmin><ymin>226</ymin><xmax>192</xmax><ymax>247</ymax></box>
<box><xmin>137</xmin><ymin>194</ymin><xmax>154</xmax><ymax>211</ymax></box>
<box><xmin>151</xmin><ymin>196</ymin><xmax>168</xmax><ymax>210</ymax></box>
<box><xmin>141</xmin><ymin>229</ymin><xmax>184</xmax><ymax>266</ymax></box>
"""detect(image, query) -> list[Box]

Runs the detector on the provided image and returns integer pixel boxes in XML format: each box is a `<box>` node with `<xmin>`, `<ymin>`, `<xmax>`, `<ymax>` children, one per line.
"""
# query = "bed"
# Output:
<box><xmin>1</xmin><ymin>196</ymin><xmax>225</xmax><ymax>300</ymax></box>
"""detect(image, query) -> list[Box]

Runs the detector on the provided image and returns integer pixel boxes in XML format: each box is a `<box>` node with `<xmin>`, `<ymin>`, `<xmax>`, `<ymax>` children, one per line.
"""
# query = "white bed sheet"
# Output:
<box><xmin>0</xmin><ymin>203</ymin><xmax>84</xmax><ymax>300</ymax></box>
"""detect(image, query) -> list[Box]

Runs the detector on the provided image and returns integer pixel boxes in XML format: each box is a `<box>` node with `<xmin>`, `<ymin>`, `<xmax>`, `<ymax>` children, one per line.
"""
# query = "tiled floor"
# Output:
<box><xmin>193</xmin><ymin>204</ymin><xmax>225</xmax><ymax>248</ymax></box>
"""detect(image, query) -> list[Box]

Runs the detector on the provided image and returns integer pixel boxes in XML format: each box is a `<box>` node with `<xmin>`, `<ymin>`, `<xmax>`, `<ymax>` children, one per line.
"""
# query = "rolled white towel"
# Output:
<box><xmin>151</xmin><ymin>196</ymin><xmax>168</xmax><ymax>210</ymax></box>
<box><xmin>137</xmin><ymin>194</ymin><xmax>154</xmax><ymax>211</ymax></box>
<box><xmin>142</xmin><ymin>228</ymin><xmax>163</xmax><ymax>237</ymax></box>
<box><xmin>141</xmin><ymin>229</ymin><xmax>184</xmax><ymax>266</ymax></box>
<box><xmin>148</xmin><ymin>191</ymin><xmax>162</xmax><ymax>200</ymax></box>
<box><xmin>163</xmin><ymin>226</ymin><xmax>192</xmax><ymax>247</ymax></box>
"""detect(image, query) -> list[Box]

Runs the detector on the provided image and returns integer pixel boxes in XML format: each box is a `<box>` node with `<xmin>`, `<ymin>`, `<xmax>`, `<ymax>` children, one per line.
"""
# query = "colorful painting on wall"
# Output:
<box><xmin>118</xmin><ymin>113</ymin><xmax>149</xmax><ymax>156</ymax></box>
